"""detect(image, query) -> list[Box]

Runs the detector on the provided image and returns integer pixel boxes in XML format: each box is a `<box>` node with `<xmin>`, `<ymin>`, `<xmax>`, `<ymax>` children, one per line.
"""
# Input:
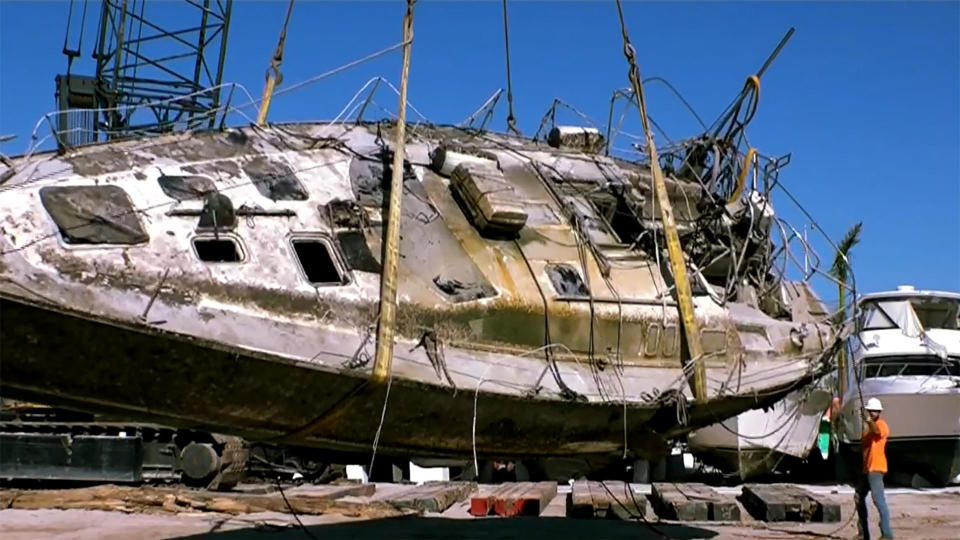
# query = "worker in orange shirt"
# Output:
<box><xmin>856</xmin><ymin>398</ymin><xmax>894</xmax><ymax>540</ymax></box>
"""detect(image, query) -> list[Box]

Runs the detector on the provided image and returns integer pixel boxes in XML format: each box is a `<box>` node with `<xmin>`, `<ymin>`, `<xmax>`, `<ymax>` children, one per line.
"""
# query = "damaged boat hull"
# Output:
<box><xmin>0</xmin><ymin>122</ymin><xmax>837</xmax><ymax>465</ymax></box>
<box><xmin>686</xmin><ymin>384</ymin><xmax>832</xmax><ymax>479</ymax></box>
<box><xmin>0</xmin><ymin>295</ymin><xmax>828</xmax><ymax>462</ymax></box>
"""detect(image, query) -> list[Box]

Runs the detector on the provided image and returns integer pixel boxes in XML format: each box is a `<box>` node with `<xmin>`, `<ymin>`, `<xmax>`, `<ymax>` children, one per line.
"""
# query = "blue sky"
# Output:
<box><xmin>1</xmin><ymin>0</ymin><xmax>958</xmax><ymax>301</ymax></box>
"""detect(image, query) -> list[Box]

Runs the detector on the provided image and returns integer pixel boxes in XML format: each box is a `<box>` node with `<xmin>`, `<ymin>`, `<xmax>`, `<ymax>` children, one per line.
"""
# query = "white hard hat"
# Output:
<box><xmin>865</xmin><ymin>398</ymin><xmax>883</xmax><ymax>411</ymax></box>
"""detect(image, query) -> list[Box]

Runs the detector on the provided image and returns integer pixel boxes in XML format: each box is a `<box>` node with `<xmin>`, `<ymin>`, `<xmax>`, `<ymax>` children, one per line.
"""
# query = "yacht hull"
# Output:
<box><xmin>839</xmin><ymin>437</ymin><xmax>960</xmax><ymax>487</ymax></box>
<box><xmin>687</xmin><ymin>385</ymin><xmax>832</xmax><ymax>479</ymax></box>
<box><xmin>839</xmin><ymin>378</ymin><xmax>960</xmax><ymax>486</ymax></box>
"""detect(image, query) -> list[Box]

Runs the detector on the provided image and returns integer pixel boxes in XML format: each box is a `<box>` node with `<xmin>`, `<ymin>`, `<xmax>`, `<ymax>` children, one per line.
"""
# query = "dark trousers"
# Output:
<box><xmin>856</xmin><ymin>471</ymin><xmax>894</xmax><ymax>539</ymax></box>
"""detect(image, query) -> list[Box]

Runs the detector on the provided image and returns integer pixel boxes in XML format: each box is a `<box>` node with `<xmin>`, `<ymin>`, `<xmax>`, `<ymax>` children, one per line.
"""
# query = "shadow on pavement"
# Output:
<box><xmin>175</xmin><ymin>516</ymin><xmax>720</xmax><ymax>539</ymax></box>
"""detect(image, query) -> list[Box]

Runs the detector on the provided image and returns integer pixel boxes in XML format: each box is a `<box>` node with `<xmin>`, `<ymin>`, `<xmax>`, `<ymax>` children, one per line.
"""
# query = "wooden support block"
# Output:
<box><xmin>568</xmin><ymin>480</ymin><xmax>645</xmax><ymax>520</ymax></box>
<box><xmin>388</xmin><ymin>481</ymin><xmax>477</xmax><ymax>513</ymax></box>
<box><xmin>493</xmin><ymin>482</ymin><xmax>557</xmax><ymax>517</ymax></box>
<box><xmin>470</xmin><ymin>494</ymin><xmax>495</xmax><ymax>516</ymax></box>
<box><xmin>679</xmin><ymin>483</ymin><xmax>740</xmax><ymax>521</ymax></box>
<box><xmin>778</xmin><ymin>484</ymin><xmax>841</xmax><ymax>523</ymax></box>
<box><xmin>816</xmin><ymin>498</ymin><xmax>842</xmax><ymax>523</ymax></box>
<box><xmin>0</xmin><ymin>484</ymin><xmax>413</xmax><ymax>519</ymax></box>
<box><xmin>651</xmin><ymin>483</ymin><xmax>708</xmax><ymax>521</ymax></box>
<box><xmin>469</xmin><ymin>482</ymin><xmax>557</xmax><ymax>517</ymax></box>
<box><xmin>742</xmin><ymin>484</ymin><xmax>788</xmax><ymax>521</ymax></box>
<box><xmin>288</xmin><ymin>482</ymin><xmax>376</xmax><ymax>500</ymax></box>
<box><xmin>742</xmin><ymin>484</ymin><xmax>838</xmax><ymax>522</ymax></box>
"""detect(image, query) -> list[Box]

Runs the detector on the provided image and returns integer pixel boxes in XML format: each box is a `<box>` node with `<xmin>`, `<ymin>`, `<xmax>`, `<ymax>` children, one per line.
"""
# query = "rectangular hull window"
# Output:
<box><xmin>39</xmin><ymin>185</ymin><xmax>148</xmax><ymax>245</ymax></box>
<box><xmin>292</xmin><ymin>239</ymin><xmax>344</xmax><ymax>285</ymax></box>
<box><xmin>194</xmin><ymin>238</ymin><xmax>243</xmax><ymax>262</ymax></box>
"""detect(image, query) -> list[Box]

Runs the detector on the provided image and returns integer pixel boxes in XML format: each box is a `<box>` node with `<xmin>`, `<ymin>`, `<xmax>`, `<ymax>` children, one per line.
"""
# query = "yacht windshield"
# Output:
<box><xmin>911</xmin><ymin>297</ymin><xmax>960</xmax><ymax>329</ymax></box>
<box><xmin>860</xmin><ymin>355</ymin><xmax>960</xmax><ymax>378</ymax></box>
<box><xmin>860</xmin><ymin>296</ymin><xmax>960</xmax><ymax>331</ymax></box>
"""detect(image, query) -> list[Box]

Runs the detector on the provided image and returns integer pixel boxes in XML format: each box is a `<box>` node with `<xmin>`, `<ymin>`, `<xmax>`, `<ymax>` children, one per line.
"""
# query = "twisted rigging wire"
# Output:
<box><xmin>501</xmin><ymin>0</ymin><xmax>521</xmax><ymax>136</ymax></box>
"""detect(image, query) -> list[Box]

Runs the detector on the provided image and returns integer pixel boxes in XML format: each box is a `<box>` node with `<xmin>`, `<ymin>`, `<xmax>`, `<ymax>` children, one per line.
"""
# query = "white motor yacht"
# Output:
<box><xmin>837</xmin><ymin>286</ymin><xmax>960</xmax><ymax>486</ymax></box>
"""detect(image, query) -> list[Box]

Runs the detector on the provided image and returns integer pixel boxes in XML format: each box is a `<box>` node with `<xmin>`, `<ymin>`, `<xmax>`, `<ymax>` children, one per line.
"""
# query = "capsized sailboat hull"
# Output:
<box><xmin>0</xmin><ymin>122</ymin><xmax>837</xmax><ymax>463</ymax></box>
<box><xmin>0</xmin><ymin>295</ymin><xmax>831</xmax><ymax>462</ymax></box>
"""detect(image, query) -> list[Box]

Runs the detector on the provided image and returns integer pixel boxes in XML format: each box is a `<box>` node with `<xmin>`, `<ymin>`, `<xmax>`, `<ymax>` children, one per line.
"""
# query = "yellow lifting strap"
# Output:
<box><xmin>257</xmin><ymin>0</ymin><xmax>296</xmax><ymax>126</ymax></box>
<box><xmin>372</xmin><ymin>0</ymin><xmax>416</xmax><ymax>383</ymax></box>
<box><xmin>728</xmin><ymin>147</ymin><xmax>757</xmax><ymax>205</ymax></box>
<box><xmin>740</xmin><ymin>75</ymin><xmax>761</xmax><ymax>127</ymax></box>
<box><xmin>614</xmin><ymin>0</ymin><xmax>706</xmax><ymax>402</ymax></box>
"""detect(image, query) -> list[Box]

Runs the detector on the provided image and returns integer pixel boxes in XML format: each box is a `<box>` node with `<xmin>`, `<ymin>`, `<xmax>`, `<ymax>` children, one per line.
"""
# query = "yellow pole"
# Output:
<box><xmin>614</xmin><ymin>1</ymin><xmax>706</xmax><ymax>402</ymax></box>
<box><xmin>372</xmin><ymin>0</ymin><xmax>416</xmax><ymax>383</ymax></box>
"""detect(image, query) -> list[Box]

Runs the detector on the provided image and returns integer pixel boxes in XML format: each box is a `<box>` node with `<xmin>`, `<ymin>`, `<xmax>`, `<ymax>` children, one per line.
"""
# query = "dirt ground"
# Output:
<box><xmin>0</xmin><ymin>484</ymin><xmax>957</xmax><ymax>539</ymax></box>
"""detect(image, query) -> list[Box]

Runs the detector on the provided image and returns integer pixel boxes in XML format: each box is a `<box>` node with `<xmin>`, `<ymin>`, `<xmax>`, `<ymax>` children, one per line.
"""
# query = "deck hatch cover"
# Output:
<box><xmin>336</xmin><ymin>230</ymin><xmax>381</xmax><ymax>273</ymax></box>
<box><xmin>158</xmin><ymin>175</ymin><xmax>216</xmax><ymax>201</ymax></box>
<box><xmin>243</xmin><ymin>157</ymin><xmax>308</xmax><ymax>201</ymax></box>
<box><xmin>292</xmin><ymin>238</ymin><xmax>345</xmax><ymax>285</ymax></box>
<box><xmin>39</xmin><ymin>185</ymin><xmax>148</xmax><ymax>245</ymax></box>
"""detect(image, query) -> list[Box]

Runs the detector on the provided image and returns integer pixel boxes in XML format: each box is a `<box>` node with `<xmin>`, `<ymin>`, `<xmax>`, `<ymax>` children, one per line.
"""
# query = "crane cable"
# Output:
<box><xmin>502</xmin><ymin>0</ymin><xmax>521</xmax><ymax>136</ymax></box>
<box><xmin>257</xmin><ymin>0</ymin><xmax>296</xmax><ymax>125</ymax></box>
<box><xmin>710</xmin><ymin>29</ymin><xmax>796</xmax><ymax>203</ymax></box>
<box><xmin>613</xmin><ymin>0</ymin><xmax>707</xmax><ymax>403</ymax></box>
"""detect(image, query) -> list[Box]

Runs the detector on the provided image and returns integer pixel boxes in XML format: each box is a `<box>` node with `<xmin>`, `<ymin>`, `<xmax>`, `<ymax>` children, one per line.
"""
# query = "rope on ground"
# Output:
<box><xmin>274</xmin><ymin>476</ymin><xmax>319</xmax><ymax>540</ymax></box>
<box><xmin>596</xmin><ymin>479</ymin><xmax>670</xmax><ymax>538</ymax></box>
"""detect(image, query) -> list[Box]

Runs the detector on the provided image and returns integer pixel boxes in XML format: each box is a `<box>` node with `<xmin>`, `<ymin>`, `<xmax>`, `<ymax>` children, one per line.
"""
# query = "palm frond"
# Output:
<box><xmin>829</xmin><ymin>221</ymin><xmax>863</xmax><ymax>283</ymax></box>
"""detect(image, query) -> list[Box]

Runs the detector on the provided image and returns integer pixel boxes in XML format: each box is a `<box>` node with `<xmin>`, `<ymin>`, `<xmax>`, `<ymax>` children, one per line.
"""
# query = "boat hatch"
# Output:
<box><xmin>290</xmin><ymin>237</ymin><xmax>347</xmax><ymax>286</ymax></box>
<box><xmin>39</xmin><ymin>185</ymin><xmax>149</xmax><ymax>245</ymax></box>
<box><xmin>193</xmin><ymin>236</ymin><xmax>244</xmax><ymax>263</ymax></box>
<box><xmin>335</xmin><ymin>230</ymin><xmax>381</xmax><ymax>273</ymax></box>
